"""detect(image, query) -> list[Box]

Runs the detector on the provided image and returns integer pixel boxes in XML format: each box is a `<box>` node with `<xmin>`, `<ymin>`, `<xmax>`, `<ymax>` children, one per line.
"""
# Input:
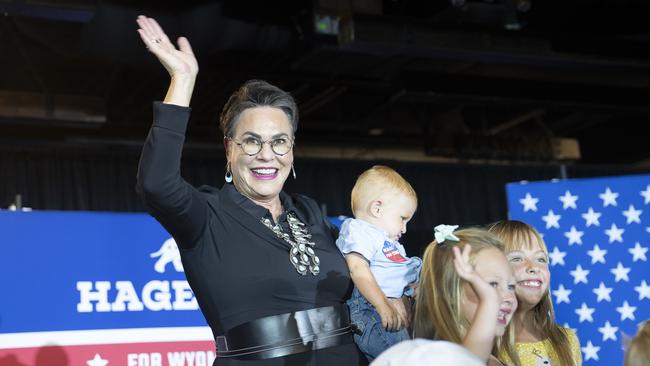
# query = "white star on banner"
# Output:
<box><xmin>570</xmin><ymin>264</ymin><xmax>590</xmax><ymax>284</ymax></box>
<box><xmin>559</xmin><ymin>190</ymin><xmax>579</xmax><ymax>209</ymax></box>
<box><xmin>604</xmin><ymin>223</ymin><xmax>624</xmax><ymax>243</ymax></box>
<box><xmin>564</xmin><ymin>225</ymin><xmax>584</xmax><ymax>245</ymax></box>
<box><xmin>622</xmin><ymin>205</ymin><xmax>642</xmax><ymax>224</ymax></box>
<box><xmin>519</xmin><ymin>193</ymin><xmax>539</xmax><ymax>212</ymax></box>
<box><xmin>599</xmin><ymin>187</ymin><xmax>619</xmax><ymax>207</ymax></box>
<box><xmin>553</xmin><ymin>284</ymin><xmax>572</xmax><ymax>304</ymax></box>
<box><xmin>548</xmin><ymin>246</ymin><xmax>567</xmax><ymax>266</ymax></box>
<box><xmin>582</xmin><ymin>207</ymin><xmax>602</xmax><ymax>227</ymax></box>
<box><xmin>87</xmin><ymin>354</ymin><xmax>109</xmax><ymax>366</ymax></box>
<box><xmin>629</xmin><ymin>242</ymin><xmax>648</xmax><ymax>262</ymax></box>
<box><xmin>576</xmin><ymin>302</ymin><xmax>596</xmax><ymax>323</ymax></box>
<box><xmin>582</xmin><ymin>341</ymin><xmax>600</xmax><ymax>361</ymax></box>
<box><xmin>593</xmin><ymin>282</ymin><xmax>613</xmax><ymax>302</ymax></box>
<box><xmin>610</xmin><ymin>262</ymin><xmax>631</xmax><ymax>282</ymax></box>
<box><xmin>598</xmin><ymin>321</ymin><xmax>619</xmax><ymax>341</ymax></box>
<box><xmin>542</xmin><ymin>209</ymin><xmax>562</xmax><ymax>229</ymax></box>
<box><xmin>587</xmin><ymin>244</ymin><xmax>607</xmax><ymax>264</ymax></box>
<box><xmin>616</xmin><ymin>301</ymin><xmax>636</xmax><ymax>321</ymax></box>
<box><xmin>641</xmin><ymin>185</ymin><xmax>650</xmax><ymax>204</ymax></box>
<box><xmin>634</xmin><ymin>280</ymin><xmax>650</xmax><ymax>300</ymax></box>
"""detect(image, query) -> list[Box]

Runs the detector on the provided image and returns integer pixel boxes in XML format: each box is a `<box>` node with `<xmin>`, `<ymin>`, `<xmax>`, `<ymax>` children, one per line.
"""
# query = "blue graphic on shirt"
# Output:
<box><xmin>382</xmin><ymin>241</ymin><xmax>407</xmax><ymax>263</ymax></box>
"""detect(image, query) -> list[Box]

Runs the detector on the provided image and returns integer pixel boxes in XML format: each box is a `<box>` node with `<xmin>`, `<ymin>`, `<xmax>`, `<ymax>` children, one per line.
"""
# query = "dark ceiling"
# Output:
<box><xmin>1</xmin><ymin>0</ymin><xmax>649</xmax><ymax>166</ymax></box>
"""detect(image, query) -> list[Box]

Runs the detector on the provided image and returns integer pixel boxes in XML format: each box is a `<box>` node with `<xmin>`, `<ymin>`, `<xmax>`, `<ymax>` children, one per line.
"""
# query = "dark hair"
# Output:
<box><xmin>219</xmin><ymin>79</ymin><xmax>298</xmax><ymax>138</ymax></box>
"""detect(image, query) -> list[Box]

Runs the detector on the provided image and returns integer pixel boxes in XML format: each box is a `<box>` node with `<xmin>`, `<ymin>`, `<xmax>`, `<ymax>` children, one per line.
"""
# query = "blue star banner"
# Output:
<box><xmin>506</xmin><ymin>174</ymin><xmax>650</xmax><ymax>365</ymax></box>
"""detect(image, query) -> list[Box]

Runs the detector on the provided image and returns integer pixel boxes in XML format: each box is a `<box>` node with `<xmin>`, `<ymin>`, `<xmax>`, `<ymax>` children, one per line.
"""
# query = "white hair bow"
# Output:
<box><xmin>434</xmin><ymin>224</ymin><xmax>460</xmax><ymax>244</ymax></box>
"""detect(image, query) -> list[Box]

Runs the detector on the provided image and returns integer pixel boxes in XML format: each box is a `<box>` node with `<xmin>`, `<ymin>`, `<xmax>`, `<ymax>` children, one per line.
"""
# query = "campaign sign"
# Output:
<box><xmin>0</xmin><ymin>211</ymin><xmax>215</xmax><ymax>366</ymax></box>
<box><xmin>507</xmin><ymin>174</ymin><xmax>650</xmax><ymax>365</ymax></box>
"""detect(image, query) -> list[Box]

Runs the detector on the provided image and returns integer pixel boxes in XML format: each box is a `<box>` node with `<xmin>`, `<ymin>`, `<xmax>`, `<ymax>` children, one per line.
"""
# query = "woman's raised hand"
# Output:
<box><xmin>136</xmin><ymin>15</ymin><xmax>198</xmax><ymax>78</ymax></box>
<box><xmin>136</xmin><ymin>15</ymin><xmax>197</xmax><ymax>106</ymax></box>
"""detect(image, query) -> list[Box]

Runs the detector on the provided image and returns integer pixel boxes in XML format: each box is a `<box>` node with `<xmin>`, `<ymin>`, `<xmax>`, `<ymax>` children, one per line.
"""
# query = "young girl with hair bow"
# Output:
<box><xmin>411</xmin><ymin>225</ymin><xmax>521</xmax><ymax>366</ymax></box>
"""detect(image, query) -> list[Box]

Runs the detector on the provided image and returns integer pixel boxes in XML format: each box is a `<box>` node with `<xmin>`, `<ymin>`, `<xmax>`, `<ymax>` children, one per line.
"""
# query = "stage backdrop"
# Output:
<box><xmin>507</xmin><ymin>174</ymin><xmax>650</xmax><ymax>365</ymax></box>
<box><xmin>0</xmin><ymin>211</ymin><xmax>215</xmax><ymax>366</ymax></box>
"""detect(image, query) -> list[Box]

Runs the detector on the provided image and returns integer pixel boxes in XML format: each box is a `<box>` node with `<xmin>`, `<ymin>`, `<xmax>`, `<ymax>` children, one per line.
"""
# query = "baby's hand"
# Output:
<box><xmin>452</xmin><ymin>245</ymin><xmax>499</xmax><ymax>304</ymax></box>
<box><xmin>376</xmin><ymin>300</ymin><xmax>402</xmax><ymax>331</ymax></box>
<box><xmin>408</xmin><ymin>282</ymin><xmax>419</xmax><ymax>299</ymax></box>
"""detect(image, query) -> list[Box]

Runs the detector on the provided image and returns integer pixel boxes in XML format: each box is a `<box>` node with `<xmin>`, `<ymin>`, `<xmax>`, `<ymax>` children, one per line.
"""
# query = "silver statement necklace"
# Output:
<box><xmin>260</xmin><ymin>212</ymin><xmax>320</xmax><ymax>276</ymax></box>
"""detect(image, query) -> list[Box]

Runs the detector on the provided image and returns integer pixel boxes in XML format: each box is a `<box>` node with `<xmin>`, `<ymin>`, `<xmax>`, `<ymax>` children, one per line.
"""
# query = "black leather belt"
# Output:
<box><xmin>215</xmin><ymin>304</ymin><xmax>355</xmax><ymax>360</ymax></box>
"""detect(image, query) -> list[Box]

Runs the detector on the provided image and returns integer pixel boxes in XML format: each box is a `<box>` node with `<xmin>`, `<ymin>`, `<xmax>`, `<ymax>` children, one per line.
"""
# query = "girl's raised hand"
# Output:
<box><xmin>136</xmin><ymin>15</ymin><xmax>198</xmax><ymax>79</ymax></box>
<box><xmin>452</xmin><ymin>245</ymin><xmax>499</xmax><ymax>303</ymax></box>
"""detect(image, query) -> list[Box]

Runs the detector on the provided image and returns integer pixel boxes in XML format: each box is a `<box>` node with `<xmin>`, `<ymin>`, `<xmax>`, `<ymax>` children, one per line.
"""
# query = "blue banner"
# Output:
<box><xmin>506</xmin><ymin>174</ymin><xmax>650</xmax><ymax>365</ymax></box>
<box><xmin>0</xmin><ymin>210</ymin><xmax>207</xmax><ymax>334</ymax></box>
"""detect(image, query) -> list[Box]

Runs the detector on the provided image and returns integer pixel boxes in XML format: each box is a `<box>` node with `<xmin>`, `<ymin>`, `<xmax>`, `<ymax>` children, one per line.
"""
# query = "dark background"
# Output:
<box><xmin>1</xmin><ymin>0</ymin><xmax>649</xmax><ymax>254</ymax></box>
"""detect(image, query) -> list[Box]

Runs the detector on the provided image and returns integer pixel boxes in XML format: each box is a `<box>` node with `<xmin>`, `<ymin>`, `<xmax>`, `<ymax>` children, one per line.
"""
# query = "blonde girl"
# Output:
<box><xmin>413</xmin><ymin>226</ymin><xmax>521</xmax><ymax>366</ymax></box>
<box><xmin>625</xmin><ymin>320</ymin><xmax>650</xmax><ymax>366</ymax></box>
<box><xmin>488</xmin><ymin>220</ymin><xmax>581</xmax><ymax>366</ymax></box>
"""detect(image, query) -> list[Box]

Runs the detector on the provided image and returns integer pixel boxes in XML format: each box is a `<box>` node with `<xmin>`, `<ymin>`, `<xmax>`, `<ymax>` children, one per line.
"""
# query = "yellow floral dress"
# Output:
<box><xmin>502</xmin><ymin>329</ymin><xmax>582</xmax><ymax>366</ymax></box>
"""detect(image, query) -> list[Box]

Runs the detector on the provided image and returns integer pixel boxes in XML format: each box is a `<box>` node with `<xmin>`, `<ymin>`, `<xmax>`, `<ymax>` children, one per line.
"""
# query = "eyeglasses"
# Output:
<box><xmin>228</xmin><ymin>136</ymin><xmax>294</xmax><ymax>156</ymax></box>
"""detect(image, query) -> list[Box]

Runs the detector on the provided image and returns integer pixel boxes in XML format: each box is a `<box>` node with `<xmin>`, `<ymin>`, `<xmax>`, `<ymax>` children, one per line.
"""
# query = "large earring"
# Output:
<box><xmin>291</xmin><ymin>164</ymin><xmax>297</xmax><ymax>179</ymax></box>
<box><xmin>224</xmin><ymin>162</ymin><xmax>233</xmax><ymax>183</ymax></box>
